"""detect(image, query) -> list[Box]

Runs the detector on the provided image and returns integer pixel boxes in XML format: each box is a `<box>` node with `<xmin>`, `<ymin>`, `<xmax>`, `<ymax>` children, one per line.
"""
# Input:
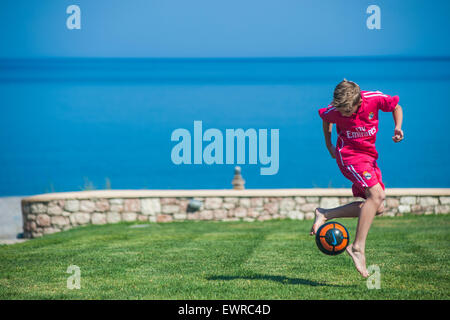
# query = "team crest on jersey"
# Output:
<box><xmin>368</xmin><ymin>112</ymin><xmax>374</xmax><ymax>120</ymax></box>
<box><xmin>363</xmin><ymin>171</ymin><xmax>372</xmax><ymax>180</ymax></box>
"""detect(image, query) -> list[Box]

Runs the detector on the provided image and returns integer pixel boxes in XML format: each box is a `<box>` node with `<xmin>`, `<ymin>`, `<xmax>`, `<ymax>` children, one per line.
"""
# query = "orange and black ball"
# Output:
<box><xmin>315</xmin><ymin>222</ymin><xmax>350</xmax><ymax>255</ymax></box>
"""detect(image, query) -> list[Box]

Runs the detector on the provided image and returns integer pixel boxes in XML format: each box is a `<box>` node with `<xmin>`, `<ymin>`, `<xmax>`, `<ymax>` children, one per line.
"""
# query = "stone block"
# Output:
<box><xmin>213</xmin><ymin>209</ymin><xmax>228</xmax><ymax>220</ymax></box>
<box><xmin>43</xmin><ymin>227</ymin><xmax>59</xmax><ymax>235</ymax></box>
<box><xmin>300</xmin><ymin>203</ymin><xmax>316</xmax><ymax>212</ymax></box>
<box><xmin>106</xmin><ymin>212</ymin><xmax>121</xmax><ymax>223</ymax></box>
<box><xmin>162</xmin><ymin>205</ymin><xmax>179</xmax><ymax>214</ymax></box>
<box><xmin>109</xmin><ymin>198</ymin><xmax>123</xmax><ymax>205</ymax></box>
<box><xmin>263</xmin><ymin>202</ymin><xmax>279</xmax><ymax>215</ymax></box>
<box><xmin>199</xmin><ymin>210</ymin><xmax>214</xmax><ymax>220</ymax></box>
<box><xmin>204</xmin><ymin>197</ymin><xmax>223</xmax><ymax>210</ymax></box>
<box><xmin>419</xmin><ymin>197</ymin><xmax>438</xmax><ymax>207</ymax></box>
<box><xmin>319</xmin><ymin>197</ymin><xmax>340</xmax><ymax>209</ymax></box>
<box><xmin>257</xmin><ymin>215</ymin><xmax>272</xmax><ymax>221</ymax></box>
<box><xmin>48</xmin><ymin>206</ymin><xmax>63</xmax><ymax>216</ymax></box>
<box><xmin>304</xmin><ymin>212</ymin><xmax>315</xmax><ymax>220</ymax></box>
<box><xmin>223</xmin><ymin>202</ymin><xmax>236</xmax><ymax>210</ymax></box>
<box><xmin>288</xmin><ymin>211</ymin><xmax>304</xmax><ymax>220</ymax></box>
<box><xmin>160</xmin><ymin>198</ymin><xmax>178</xmax><ymax>205</ymax></box>
<box><xmin>157</xmin><ymin>214</ymin><xmax>173</xmax><ymax>223</ymax></box>
<box><xmin>141</xmin><ymin>199</ymin><xmax>161</xmax><ymax>215</ymax></box>
<box><xmin>47</xmin><ymin>203</ymin><xmax>63</xmax><ymax>215</ymax></box>
<box><xmin>400</xmin><ymin>196</ymin><xmax>416</xmax><ymax>205</ymax></box>
<box><xmin>122</xmin><ymin>212</ymin><xmax>137</xmax><ymax>222</ymax></box>
<box><xmin>187</xmin><ymin>212</ymin><xmax>200</xmax><ymax>220</ymax></box>
<box><xmin>124</xmin><ymin>199</ymin><xmax>141</xmax><ymax>212</ymax></box>
<box><xmin>95</xmin><ymin>199</ymin><xmax>110</xmax><ymax>212</ymax></box>
<box><xmin>69</xmin><ymin>215</ymin><xmax>77</xmax><ymax>226</ymax></box>
<box><xmin>233</xmin><ymin>207</ymin><xmax>247</xmax><ymax>218</ymax></box>
<box><xmin>25</xmin><ymin>221</ymin><xmax>37</xmax><ymax>232</ymax></box>
<box><xmin>22</xmin><ymin>203</ymin><xmax>30</xmax><ymax>214</ymax></box>
<box><xmin>36</xmin><ymin>214</ymin><xmax>51</xmax><ymax>227</ymax></box>
<box><xmin>65</xmin><ymin>200</ymin><xmax>79</xmax><ymax>212</ymax></box>
<box><xmin>251</xmin><ymin>197</ymin><xmax>264</xmax><ymax>207</ymax></box>
<box><xmin>179</xmin><ymin>200</ymin><xmax>189</xmax><ymax>212</ymax></box>
<box><xmin>173</xmin><ymin>213</ymin><xmax>187</xmax><ymax>220</ymax></box>
<box><xmin>239</xmin><ymin>198</ymin><xmax>251</xmax><ymax>208</ymax></box>
<box><xmin>74</xmin><ymin>212</ymin><xmax>90</xmax><ymax>225</ymax></box>
<box><xmin>294</xmin><ymin>197</ymin><xmax>306</xmax><ymax>204</ymax></box>
<box><xmin>110</xmin><ymin>205</ymin><xmax>123</xmax><ymax>212</ymax></box>
<box><xmin>386</xmin><ymin>198</ymin><xmax>400</xmax><ymax>208</ymax></box>
<box><xmin>137</xmin><ymin>215</ymin><xmax>148</xmax><ymax>222</ymax></box>
<box><xmin>439</xmin><ymin>196</ymin><xmax>450</xmax><ymax>205</ymax></box>
<box><xmin>80</xmin><ymin>200</ymin><xmax>96</xmax><ymax>213</ymax></box>
<box><xmin>31</xmin><ymin>203</ymin><xmax>48</xmax><ymax>214</ymax></box>
<box><xmin>280</xmin><ymin>198</ymin><xmax>296</xmax><ymax>211</ymax></box>
<box><xmin>91</xmin><ymin>213</ymin><xmax>107</xmax><ymax>225</ymax></box>
<box><xmin>51</xmin><ymin>216</ymin><xmax>69</xmax><ymax>227</ymax></box>
<box><xmin>306</xmin><ymin>197</ymin><xmax>319</xmax><ymax>203</ymax></box>
<box><xmin>224</xmin><ymin>197</ymin><xmax>239</xmax><ymax>203</ymax></box>
<box><xmin>435</xmin><ymin>205</ymin><xmax>450</xmax><ymax>214</ymax></box>
<box><xmin>384</xmin><ymin>209</ymin><xmax>397</xmax><ymax>217</ymax></box>
<box><xmin>32</xmin><ymin>231</ymin><xmax>43</xmax><ymax>238</ymax></box>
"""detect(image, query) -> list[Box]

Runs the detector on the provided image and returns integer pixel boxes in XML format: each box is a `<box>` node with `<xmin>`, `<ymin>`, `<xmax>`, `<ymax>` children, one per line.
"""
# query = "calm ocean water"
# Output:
<box><xmin>0</xmin><ymin>57</ymin><xmax>449</xmax><ymax>196</ymax></box>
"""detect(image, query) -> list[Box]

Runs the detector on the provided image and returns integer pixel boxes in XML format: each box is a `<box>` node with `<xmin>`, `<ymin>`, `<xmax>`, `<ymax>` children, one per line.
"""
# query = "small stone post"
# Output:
<box><xmin>232</xmin><ymin>166</ymin><xmax>245</xmax><ymax>190</ymax></box>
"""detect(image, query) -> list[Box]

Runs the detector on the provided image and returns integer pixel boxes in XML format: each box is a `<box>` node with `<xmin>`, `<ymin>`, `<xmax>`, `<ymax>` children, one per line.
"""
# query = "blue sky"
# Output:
<box><xmin>1</xmin><ymin>0</ymin><xmax>449</xmax><ymax>58</ymax></box>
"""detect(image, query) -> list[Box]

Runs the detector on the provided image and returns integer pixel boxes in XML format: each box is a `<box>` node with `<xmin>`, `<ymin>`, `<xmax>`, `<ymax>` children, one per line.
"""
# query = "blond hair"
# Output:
<box><xmin>331</xmin><ymin>79</ymin><xmax>361</xmax><ymax>109</ymax></box>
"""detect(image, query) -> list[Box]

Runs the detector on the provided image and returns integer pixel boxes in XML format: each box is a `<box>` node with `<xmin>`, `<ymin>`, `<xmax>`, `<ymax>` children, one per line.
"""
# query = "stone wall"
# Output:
<box><xmin>21</xmin><ymin>189</ymin><xmax>450</xmax><ymax>238</ymax></box>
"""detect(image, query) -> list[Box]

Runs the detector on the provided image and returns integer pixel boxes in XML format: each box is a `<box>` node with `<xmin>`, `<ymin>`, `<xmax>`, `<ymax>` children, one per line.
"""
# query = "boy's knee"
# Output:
<box><xmin>376</xmin><ymin>192</ymin><xmax>386</xmax><ymax>204</ymax></box>
<box><xmin>376</xmin><ymin>202</ymin><xmax>385</xmax><ymax>216</ymax></box>
<box><xmin>367</xmin><ymin>184</ymin><xmax>385</xmax><ymax>205</ymax></box>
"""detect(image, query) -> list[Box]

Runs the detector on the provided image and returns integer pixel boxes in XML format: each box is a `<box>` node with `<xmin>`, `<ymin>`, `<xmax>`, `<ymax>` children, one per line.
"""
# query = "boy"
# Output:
<box><xmin>311</xmin><ymin>79</ymin><xmax>404</xmax><ymax>278</ymax></box>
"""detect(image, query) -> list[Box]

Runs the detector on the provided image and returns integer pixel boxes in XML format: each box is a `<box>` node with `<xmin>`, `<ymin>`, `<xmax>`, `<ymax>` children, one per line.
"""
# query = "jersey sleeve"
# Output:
<box><xmin>378</xmin><ymin>93</ymin><xmax>400</xmax><ymax>112</ymax></box>
<box><xmin>318</xmin><ymin>106</ymin><xmax>339</xmax><ymax>123</ymax></box>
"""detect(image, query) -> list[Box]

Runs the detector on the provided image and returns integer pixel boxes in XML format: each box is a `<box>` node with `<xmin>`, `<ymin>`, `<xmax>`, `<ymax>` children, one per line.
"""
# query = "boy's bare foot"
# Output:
<box><xmin>346</xmin><ymin>243</ymin><xmax>368</xmax><ymax>278</ymax></box>
<box><xmin>310</xmin><ymin>208</ymin><xmax>327</xmax><ymax>235</ymax></box>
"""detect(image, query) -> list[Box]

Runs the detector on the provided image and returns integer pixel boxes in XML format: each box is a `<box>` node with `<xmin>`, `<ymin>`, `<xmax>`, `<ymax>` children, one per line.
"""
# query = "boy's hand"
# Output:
<box><xmin>392</xmin><ymin>128</ymin><xmax>404</xmax><ymax>143</ymax></box>
<box><xmin>327</xmin><ymin>145</ymin><xmax>336</xmax><ymax>159</ymax></box>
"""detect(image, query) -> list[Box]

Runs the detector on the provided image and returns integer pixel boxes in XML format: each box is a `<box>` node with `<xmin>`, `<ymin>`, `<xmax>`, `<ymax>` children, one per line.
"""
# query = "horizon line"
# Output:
<box><xmin>1</xmin><ymin>55</ymin><xmax>450</xmax><ymax>62</ymax></box>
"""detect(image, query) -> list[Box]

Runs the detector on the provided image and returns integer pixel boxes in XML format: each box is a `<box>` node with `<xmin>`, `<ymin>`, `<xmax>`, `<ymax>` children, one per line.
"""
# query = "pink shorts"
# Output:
<box><xmin>337</xmin><ymin>159</ymin><xmax>385</xmax><ymax>199</ymax></box>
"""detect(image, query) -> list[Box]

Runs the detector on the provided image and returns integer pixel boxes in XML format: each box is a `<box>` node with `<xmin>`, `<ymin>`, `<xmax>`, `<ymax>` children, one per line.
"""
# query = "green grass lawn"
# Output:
<box><xmin>0</xmin><ymin>214</ymin><xmax>449</xmax><ymax>299</ymax></box>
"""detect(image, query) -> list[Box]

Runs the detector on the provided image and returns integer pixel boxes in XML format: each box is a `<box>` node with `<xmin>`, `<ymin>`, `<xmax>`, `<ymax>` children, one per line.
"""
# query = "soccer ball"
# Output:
<box><xmin>315</xmin><ymin>222</ymin><xmax>350</xmax><ymax>255</ymax></box>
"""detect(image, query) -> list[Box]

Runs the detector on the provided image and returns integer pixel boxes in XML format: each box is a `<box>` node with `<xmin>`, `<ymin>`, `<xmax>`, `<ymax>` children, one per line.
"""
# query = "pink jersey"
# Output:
<box><xmin>318</xmin><ymin>90</ymin><xmax>399</xmax><ymax>165</ymax></box>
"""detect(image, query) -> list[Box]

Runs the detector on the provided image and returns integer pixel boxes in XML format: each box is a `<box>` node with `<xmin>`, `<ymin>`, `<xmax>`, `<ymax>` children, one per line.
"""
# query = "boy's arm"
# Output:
<box><xmin>392</xmin><ymin>104</ymin><xmax>404</xmax><ymax>143</ymax></box>
<box><xmin>322</xmin><ymin>120</ymin><xmax>336</xmax><ymax>158</ymax></box>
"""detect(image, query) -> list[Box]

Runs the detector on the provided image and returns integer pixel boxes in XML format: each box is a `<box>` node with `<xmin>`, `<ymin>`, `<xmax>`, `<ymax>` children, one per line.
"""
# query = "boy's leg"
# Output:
<box><xmin>311</xmin><ymin>160</ymin><xmax>386</xmax><ymax>235</ymax></box>
<box><xmin>310</xmin><ymin>198</ymin><xmax>384</xmax><ymax>235</ymax></box>
<box><xmin>310</xmin><ymin>202</ymin><xmax>362</xmax><ymax>235</ymax></box>
<box><xmin>323</xmin><ymin>201</ymin><xmax>364</xmax><ymax>219</ymax></box>
<box><xmin>346</xmin><ymin>183</ymin><xmax>385</xmax><ymax>278</ymax></box>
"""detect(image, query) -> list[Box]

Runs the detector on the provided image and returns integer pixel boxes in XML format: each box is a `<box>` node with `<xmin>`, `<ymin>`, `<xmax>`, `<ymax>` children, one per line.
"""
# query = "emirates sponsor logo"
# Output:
<box><xmin>346</xmin><ymin>126</ymin><xmax>377</xmax><ymax>139</ymax></box>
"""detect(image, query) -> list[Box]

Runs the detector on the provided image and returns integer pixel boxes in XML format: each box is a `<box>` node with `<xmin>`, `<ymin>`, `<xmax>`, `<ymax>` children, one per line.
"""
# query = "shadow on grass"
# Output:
<box><xmin>207</xmin><ymin>274</ymin><xmax>355</xmax><ymax>288</ymax></box>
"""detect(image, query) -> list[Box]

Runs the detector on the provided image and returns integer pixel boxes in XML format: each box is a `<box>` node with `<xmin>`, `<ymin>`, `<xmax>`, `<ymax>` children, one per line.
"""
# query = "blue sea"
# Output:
<box><xmin>0</xmin><ymin>57</ymin><xmax>449</xmax><ymax>197</ymax></box>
